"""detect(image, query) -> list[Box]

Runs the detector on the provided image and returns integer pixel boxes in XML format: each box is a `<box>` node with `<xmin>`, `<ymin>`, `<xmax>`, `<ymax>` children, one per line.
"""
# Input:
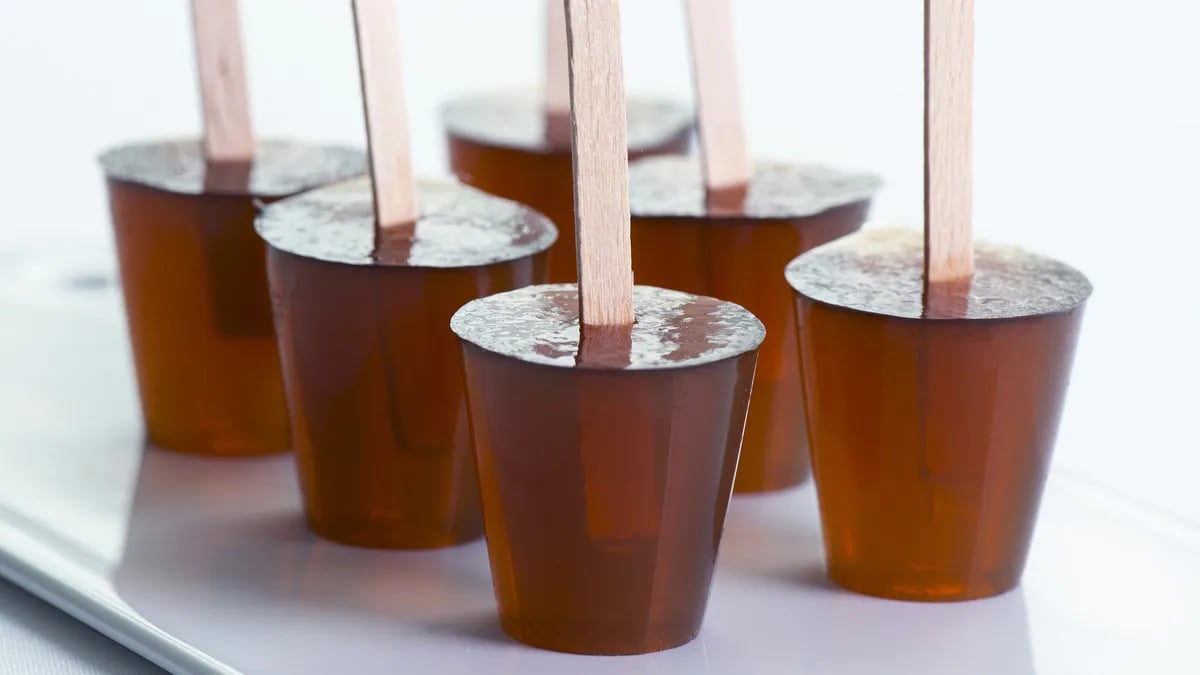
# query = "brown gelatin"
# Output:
<box><xmin>787</xmin><ymin>229</ymin><xmax>1092</xmax><ymax>601</ymax></box>
<box><xmin>443</xmin><ymin>91</ymin><xmax>693</xmax><ymax>282</ymax></box>
<box><xmin>100</xmin><ymin>139</ymin><xmax>366</xmax><ymax>456</ymax></box>
<box><xmin>630</xmin><ymin>156</ymin><xmax>880</xmax><ymax>492</ymax></box>
<box><xmin>452</xmin><ymin>285</ymin><xmax>764</xmax><ymax>654</ymax></box>
<box><xmin>258</xmin><ymin>179</ymin><xmax>556</xmax><ymax>549</ymax></box>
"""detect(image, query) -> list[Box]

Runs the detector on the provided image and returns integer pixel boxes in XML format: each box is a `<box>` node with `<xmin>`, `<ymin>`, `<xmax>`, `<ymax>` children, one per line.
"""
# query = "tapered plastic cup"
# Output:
<box><xmin>100</xmin><ymin>140</ymin><xmax>365</xmax><ymax>456</ymax></box>
<box><xmin>787</xmin><ymin>229</ymin><xmax>1092</xmax><ymax>601</ymax></box>
<box><xmin>452</xmin><ymin>285</ymin><xmax>765</xmax><ymax>654</ymax></box>
<box><xmin>630</xmin><ymin>157</ymin><xmax>879</xmax><ymax>492</ymax></box>
<box><xmin>257</xmin><ymin>179</ymin><xmax>556</xmax><ymax>548</ymax></box>
<box><xmin>443</xmin><ymin>91</ymin><xmax>692</xmax><ymax>282</ymax></box>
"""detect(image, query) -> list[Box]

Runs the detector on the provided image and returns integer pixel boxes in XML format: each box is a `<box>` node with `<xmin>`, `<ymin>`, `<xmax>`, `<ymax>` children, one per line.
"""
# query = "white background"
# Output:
<box><xmin>1</xmin><ymin>0</ymin><xmax>1198</xmax><ymax>524</ymax></box>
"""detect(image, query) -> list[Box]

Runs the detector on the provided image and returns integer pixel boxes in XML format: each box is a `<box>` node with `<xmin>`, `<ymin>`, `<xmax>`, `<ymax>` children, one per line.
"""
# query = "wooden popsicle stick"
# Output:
<box><xmin>352</xmin><ymin>0</ymin><xmax>419</xmax><ymax>234</ymax></box>
<box><xmin>684</xmin><ymin>0</ymin><xmax>752</xmax><ymax>192</ymax></box>
<box><xmin>566</xmin><ymin>0</ymin><xmax>634</xmax><ymax>326</ymax></box>
<box><xmin>545</xmin><ymin>0</ymin><xmax>571</xmax><ymax>118</ymax></box>
<box><xmin>191</xmin><ymin>0</ymin><xmax>255</xmax><ymax>162</ymax></box>
<box><xmin>924</xmin><ymin>0</ymin><xmax>975</xmax><ymax>283</ymax></box>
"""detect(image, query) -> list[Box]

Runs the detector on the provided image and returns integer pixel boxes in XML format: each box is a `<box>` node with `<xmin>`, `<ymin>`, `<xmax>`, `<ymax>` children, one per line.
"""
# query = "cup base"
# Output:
<box><xmin>305</xmin><ymin>515</ymin><xmax>482</xmax><ymax>550</ymax></box>
<box><xmin>828</xmin><ymin>565</ymin><xmax>1020</xmax><ymax>603</ymax></box>
<box><xmin>499</xmin><ymin>614</ymin><xmax>699</xmax><ymax>656</ymax></box>
<box><xmin>146</xmin><ymin>430</ymin><xmax>288</xmax><ymax>458</ymax></box>
<box><xmin>732</xmin><ymin>467</ymin><xmax>805</xmax><ymax>494</ymax></box>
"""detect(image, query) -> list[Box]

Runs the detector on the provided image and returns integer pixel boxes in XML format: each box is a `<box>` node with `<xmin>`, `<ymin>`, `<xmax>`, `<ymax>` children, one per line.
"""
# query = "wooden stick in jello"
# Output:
<box><xmin>917</xmin><ymin>0</ymin><xmax>976</xmax><ymax>579</ymax></box>
<box><xmin>924</xmin><ymin>0</ymin><xmax>975</xmax><ymax>287</ymax></box>
<box><xmin>190</xmin><ymin>0</ymin><xmax>254</xmax><ymax>162</ymax></box>
<box><xmin>563</xmin><ymin>0</ymin><xmax>656</xmax><ymax>542</ymax></box>
<box><xmin>191</xmin><ymin>0</ymin><xmax>260</xmax><ymax>330</ymax></box>
<box><xmin>567</xmin><ymin>0</ymin><xmax>634</xmax><ymax>326</ymax></box>
<box><xmin>450</xmin><ymin>5</ymin><xmax>763</xmax><ymax>650</ymax></box>
<box><xmin>352</xmin><ymin>0</ymin><xmax>422</xmax><ymax>529</ymax></box>
<box><xmin>352</xmin><ymin>0</ymin><xmax>419</xmax><ymax>233</ymax></box>
<box><xmin>684</xmin><ymin>0</ymin><xmax>752</xmax><ymax>196</ymax></box>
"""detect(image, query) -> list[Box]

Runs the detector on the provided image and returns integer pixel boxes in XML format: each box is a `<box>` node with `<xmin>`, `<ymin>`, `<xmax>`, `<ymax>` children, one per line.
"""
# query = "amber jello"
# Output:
<box><xmin>630</xmin><ymin>156</ymin><xmax>879</xmax><ymax>491</ymax></box>
<box><xmin>101</xmin><ymin>140</ymin><xmax>365</xmax><ymax>456</ymax></box>
<box><xmin>787</xmin><ymin>229</ymin><xmax>1091</xmax><ymax>601</ymax></box>
<box><xmin>453</xmin><ymin>284</ymin><xmax>764</xmax><ymax>654</ymax></box>
<box><xmin>444</xmin><ymin>91</ymin><xmax>692</xmax><ymax>282</ymax></box>
<box><xmin>257</xmin><ymin>179</ymin><xmax>556</xmax><ymax>549</ymax></box>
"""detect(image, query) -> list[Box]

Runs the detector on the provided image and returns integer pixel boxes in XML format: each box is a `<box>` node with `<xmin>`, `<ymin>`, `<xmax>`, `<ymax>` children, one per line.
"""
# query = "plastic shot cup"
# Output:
<box><xmin>257</xmin><ymin>178</ymin><xmax>557</xmax><ymax>548</ymax></box>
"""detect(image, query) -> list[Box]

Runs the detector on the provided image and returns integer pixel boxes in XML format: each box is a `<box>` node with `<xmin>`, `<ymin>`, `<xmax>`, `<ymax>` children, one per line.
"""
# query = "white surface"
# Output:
<box><xmin>1</xmin><ymin>0</ymin><xmax>1198</xmax><ymax>527</ymax></box>
<box><xmin>1</xmin><ymin>253</ymin><xmax>1198</xmax><ymax>674</ymax></box>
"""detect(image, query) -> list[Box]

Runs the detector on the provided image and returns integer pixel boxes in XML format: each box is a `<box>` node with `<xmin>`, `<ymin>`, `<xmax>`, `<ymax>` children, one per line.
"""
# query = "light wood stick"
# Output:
<box><xmin>352</xmin><ymin>0</ymin><xmax>419</xmax><ymax>234</ymax></box>
<box><xmin>924</xmin><ymin>0</ymin><xmax>975</xmax><ymax>283</ymax></box>
<box><xmin>566</xmin><ymin>0</ymin><xmax>634</xmax><ymax>326</ymax></box>
<box><xmin>191</xmin><ymin>0</ymin><xmax>254</xmax><ymax>162</ymax></box>
<box><xmin>545</xmin><ymin>0</ymin><xmax>571</xmax><ymax>118</ymax></box>
<box><xmin>684</xmin><ymin>0</ymin><xmax>752</xmax><ymax>191</ymax></box>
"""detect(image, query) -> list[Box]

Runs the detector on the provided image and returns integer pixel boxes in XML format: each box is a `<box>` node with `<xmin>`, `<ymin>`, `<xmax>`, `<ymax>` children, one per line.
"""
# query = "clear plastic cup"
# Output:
<box><xmin>453</xmin><ymin>284</ymin><xmax>765</xmax><ymax>653</ymax></box>
<box><xmin>787</xmin><ymin>229</ymin><xmax>1092</xmax><ymax>600</ymax></box>
<box><xmin>101</xmin><ymin>139</ymin><xmax>364</xmax><ymax>456</ymax></box>
<box><xmin>258</xmin><ymin>179</ymin><xmax>556</xmax><ymax>548</ymax></box>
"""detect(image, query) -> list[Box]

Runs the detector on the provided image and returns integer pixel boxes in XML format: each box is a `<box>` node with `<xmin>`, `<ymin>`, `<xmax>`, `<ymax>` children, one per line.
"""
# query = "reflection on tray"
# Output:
<box><xmin>113</xmin><ymin>448</ymin><xmax>502</xmax><ymax>668</ymax></box>
<box><xmin>110</xmin><ymin>448</ymin><xmax>714</xmax><ymax>673</ymax></box>
<box><xmin>713</xmin><ymin>494</ymin><xmax>1036</xmax><ymax>675</ymax></box>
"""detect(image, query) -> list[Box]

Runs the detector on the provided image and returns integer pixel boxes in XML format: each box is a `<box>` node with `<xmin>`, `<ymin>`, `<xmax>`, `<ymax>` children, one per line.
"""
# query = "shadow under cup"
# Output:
<box><xmin>788</xmin><ymin>230</ymin><xmax>1091</xmax><ymax>601</ymax></box>
<box><xmin>454</xmin><ymin>285</ymin><xmax>764</xmax><ymax>655</ymax></box>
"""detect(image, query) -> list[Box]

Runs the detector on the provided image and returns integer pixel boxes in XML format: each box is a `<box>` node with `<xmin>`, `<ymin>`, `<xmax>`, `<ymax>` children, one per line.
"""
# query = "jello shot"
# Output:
<box><xmin>631</xmin><ymin>159</ymin><xmax>878</xmax><ymax>492</ymax></box>
<box><xmin>787</xmin><ymin>0</ymin><xmax>1093</xmax><ymax>600</ymax></box>
<box><xmin>258</xmin><ymin>179</ymin><xmax>555</xmax><ymax>548</ymax></box>
<box><xmin>443</xmin><ymin>2</ymin><xmax>692</xmax><ymax>285</ymax></box>
<box><xmin>454</xmin><ymin>0</ymin><xmax>764</xmax><ymax>653</ymax></box>
<box><xmin>102</xmin><ymin>0</ymin><xmax>365</xmax><ymax>455</ymax></box>
<box><xmin>103</xmin><ymin>143</ymin><xmax>363</xmax><ymax>456</ymax></box>
<box><xmin>454</xmin><ymin>285</ymin><xmax>762</xmax><ymax>653</ymax></box>
<box><xmin>787</xmin><ymin>230</ymin><xmax>1090</xmax><ymax>600</ymax></box>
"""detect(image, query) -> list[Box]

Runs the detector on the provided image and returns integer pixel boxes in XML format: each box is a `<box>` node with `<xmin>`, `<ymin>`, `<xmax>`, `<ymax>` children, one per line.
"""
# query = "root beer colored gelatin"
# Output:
<box><xmin>787</xmin><ymin>229</ymin><xmax>1092</xmax><ymax>601</ymax></box>
<box><xmin>443</xmin><ymin>91</ymin><xmax>692</xmax><ymax>282</ymax></box>
<box><xmin>453</xmin><ymin>285</ymin><xmax>764</xmax><ymax>654</ymax></box>
<box><xmin>101</xmin><ymin>139</ymin><xmax>365</xmax><ymax>456</ymax></box>
<box><xmin>630</xmin><ymin>156</ymin><xmax>879</xmax><ymax>492</ymax></box>
<box><xmin>258</xmin><ymin>179</ymin><xmax>555</xmax><ymax>548</ymax></box>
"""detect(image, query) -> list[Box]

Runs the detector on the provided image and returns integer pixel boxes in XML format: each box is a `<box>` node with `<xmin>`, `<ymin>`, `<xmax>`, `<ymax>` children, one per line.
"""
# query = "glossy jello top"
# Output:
<box><xmin>629</xmin><ymin>156</ymin><xmax>881</xmax><ymax>219</ymax></box>
<box><xmin>451</xmin><ymin>284</ymin><xmax>765</xmax><ymax>370</ymax></box>
<box><xmin>98</xmin><ymin>139</ymin><xmax>366</xmax><ymax>197</ymax></box>
<box><xmin>786</xmin><ymin>228</ymin><xmax>1093</xmax><ymax>320</ymax></box>
<box><xmin>256</xmin><ymin>177</ymin><xmax>557</xmax><ymax>268</ymax></box>
<box><xmin>442</xmin><ymin>90</ymin><xmax>693</xmax><ymax>153</ymax></box>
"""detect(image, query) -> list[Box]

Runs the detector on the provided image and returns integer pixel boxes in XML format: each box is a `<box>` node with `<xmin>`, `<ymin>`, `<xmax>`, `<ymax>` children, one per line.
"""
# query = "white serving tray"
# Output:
<box><xmin>1</xmin><ymin>251</ymin><xmax>1197</xmax><ymax>675</ymax></box>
